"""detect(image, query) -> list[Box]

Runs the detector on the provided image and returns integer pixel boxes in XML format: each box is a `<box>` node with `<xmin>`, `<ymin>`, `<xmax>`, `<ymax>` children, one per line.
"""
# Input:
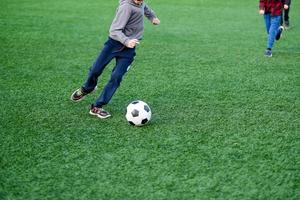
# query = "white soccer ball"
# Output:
<box><xmin>125</xmin><ymin>100</ymin><xmax>152</xmax><ymax>126</ymax></box>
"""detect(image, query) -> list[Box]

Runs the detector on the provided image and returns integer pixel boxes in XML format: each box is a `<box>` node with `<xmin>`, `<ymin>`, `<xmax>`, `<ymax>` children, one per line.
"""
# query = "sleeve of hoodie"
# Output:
<box><xmin>109</xmin><ymin>3</ymin><xmax>131</xmax><ymax>45</ymax></box>
<box><xmin>259</xmin><ymin>0</ymin><xmax>266</xmax><ymax>10</ymax></box>
<box><xmin>284</xmin><ymin>0</ymin><xmax>291</xmax><ymax>5</ymax></box>
<box><xmin>144</xmin><ymin>4</ymin><xmax>157</xmax><ymax>22</ymax></box>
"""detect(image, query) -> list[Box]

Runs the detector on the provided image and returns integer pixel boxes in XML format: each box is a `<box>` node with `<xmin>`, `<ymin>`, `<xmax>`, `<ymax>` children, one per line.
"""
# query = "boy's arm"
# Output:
<box><xmin>259</xmin><ymin>0</ymin><xmax>265</xmax><ymax>14</ymax></box>
<box><xmin>282</xmin><ymin>0</ymin><xmax>290</xmax><ymax>9</ymax></box>
<box><xmin>144</xmin><ymin>4</ymin><xmax>160</xmax><ymax>25</ymax></box>
<box><xmin>284</xmin><ymin>0</ymin><xmax>290</xmax><ymax>6</ymax></box>
<box><xmin>109</xmin><ymin>4</ymin><xmax>131</xmax><ymax>46</ymax></box>
<box><xmin>259</xmin><ymin>0</ymin><xmax>265</xmax><ymax>10</ymax></box>
<box><xmin>284</xmin><ymin>0</ymin><xmax>290</xmax><ymax>5</ymax></box>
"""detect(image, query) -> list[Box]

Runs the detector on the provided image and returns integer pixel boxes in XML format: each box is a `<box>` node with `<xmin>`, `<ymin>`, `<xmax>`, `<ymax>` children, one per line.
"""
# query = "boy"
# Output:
<box><xmin>70</xmin><ymin>0</ymin><xmax>160</xmax><ymax>118</ymax></box>
<box><xmin>259</xmin><ymin>0</ymin><xmax>290</xmax><ymax>57</ymax></box>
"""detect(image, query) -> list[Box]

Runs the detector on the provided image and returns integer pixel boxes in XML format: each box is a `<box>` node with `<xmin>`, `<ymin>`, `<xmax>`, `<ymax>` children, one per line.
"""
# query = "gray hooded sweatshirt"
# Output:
<box><xmin>109</xmin><ymin>0</ymin><xmax>157</xmax><ymax>46</ymax></box>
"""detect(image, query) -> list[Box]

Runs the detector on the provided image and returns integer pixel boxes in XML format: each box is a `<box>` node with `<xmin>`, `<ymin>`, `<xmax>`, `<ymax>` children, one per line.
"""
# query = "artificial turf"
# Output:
<box><xmin>1</xmin><ymin>0</ymin><xmax>299</xmax><ymax>199</ymax></box>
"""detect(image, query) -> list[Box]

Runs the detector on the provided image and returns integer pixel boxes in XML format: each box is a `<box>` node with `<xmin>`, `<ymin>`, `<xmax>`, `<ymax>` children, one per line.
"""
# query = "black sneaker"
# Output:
<box><xmin>275</xmin><ymin>26</ymin><xmax>284</xmax><ymax>40</ymax></box>
<box><xmin>89</xmin><ymin>105</ymin><xmax>111</xmax><ymax>119</ymax></box>
<box><xmin>284</xmin><ymin>21</ymin><xmax>290</xmax><ymax>29</ymax></box>
<box><xmin>70</xmin><ymin>86</ymin><xmax>97</xmax><ymax>102</ymax></box>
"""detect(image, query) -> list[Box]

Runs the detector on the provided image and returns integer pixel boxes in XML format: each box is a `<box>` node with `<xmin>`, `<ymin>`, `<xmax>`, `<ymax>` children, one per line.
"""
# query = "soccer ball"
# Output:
<box><xmin>125</xmin><ymin>100</ymin><xmax>152</xmax><ymax>126</ymax></box>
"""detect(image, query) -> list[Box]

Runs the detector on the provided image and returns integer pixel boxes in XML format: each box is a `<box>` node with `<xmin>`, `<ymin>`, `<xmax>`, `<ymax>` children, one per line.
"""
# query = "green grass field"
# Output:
<box><xmin>1</xmin><ymin>0</ymin><xmax>299</xmax><ymax>199</ymax></box>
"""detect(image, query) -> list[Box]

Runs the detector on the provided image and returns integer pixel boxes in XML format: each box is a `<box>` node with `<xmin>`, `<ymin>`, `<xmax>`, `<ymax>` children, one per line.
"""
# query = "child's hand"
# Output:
<box><xmin>259</xmin><ymin>9</ymin><xmax>265</xmax><ymax>15</ymax></box>
<box><xmin>126</xmin><ymin>39</ymin><xmax>140</xmax><ymax>48</ymax></box>
<box><xmin>152</xmin><ymin>18</ymin><xmax>160</xmax><ymax>25</ymax></box>
<box><xmin>284</xmin><ymin>4</ymin><xmax>289</xmax><ymax>9</ymax></box>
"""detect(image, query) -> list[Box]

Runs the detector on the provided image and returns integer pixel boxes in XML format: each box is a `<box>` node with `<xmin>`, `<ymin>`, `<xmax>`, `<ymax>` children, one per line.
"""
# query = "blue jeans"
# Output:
<box><xmin>83</xmin><ymin>37</ymin><xmax>136</xmax><ymax>107</ymax></box>
<box><xmin>264</xmin><ymin>14</ymin><xmax>281</xmax><ymax>49</ymax></box>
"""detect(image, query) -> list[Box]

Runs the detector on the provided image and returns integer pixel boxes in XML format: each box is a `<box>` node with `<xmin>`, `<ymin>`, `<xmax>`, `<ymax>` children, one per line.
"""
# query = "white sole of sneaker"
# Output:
<box><xmin>89</xmin><ymin>110</ymin><xmax>111</xmax><ymax>119</ymax></box>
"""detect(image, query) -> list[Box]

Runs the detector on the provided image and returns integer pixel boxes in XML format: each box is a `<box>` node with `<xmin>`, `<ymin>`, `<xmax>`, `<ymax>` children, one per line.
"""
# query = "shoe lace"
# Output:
<box><xmin>92</xmin><ymin>107</ymin><xmax>105</xmax><ymax>114</ymax></box>
<box><xmin>99</xmin><ymin>108</ymin><xmax>109</xmax><ymax>115</ymax></box>
<box><xmin>76</xmin><ymin>89</ymin><xmax>84</xmax><ymax>96</ymax></box>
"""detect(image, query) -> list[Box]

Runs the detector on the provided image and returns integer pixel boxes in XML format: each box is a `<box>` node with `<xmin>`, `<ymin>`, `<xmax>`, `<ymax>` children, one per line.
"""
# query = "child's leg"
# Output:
<box><xmin>94</xmin><ymin>49</ymin><xmax>136</xmax><ymax>107</ymax></box>
<box><xmin>83</xmin><ymin>42</ymin><xmax>115</xmax><ymax>93</ymax></box>
<box><xmin>267</xmin><ymin>15</ymin><xmax>281</xmax><ymax>49</ymax></box>
<box><xmin>264</xmin><ymin>14</ymin><xmax>271</xmax><ymax>34</ymax></box>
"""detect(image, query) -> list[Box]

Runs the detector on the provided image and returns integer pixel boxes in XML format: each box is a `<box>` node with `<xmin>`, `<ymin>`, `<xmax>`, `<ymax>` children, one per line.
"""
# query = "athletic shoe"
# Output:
<box><xmin>264</xmin><ymin>49</ymin><xmax>272</xmax><ymax>57</ymax></box>
<box><xmin>70</xmin><ymin>88</ymin><xmax>88</xmax><ymax>102</ymax></box>
<box><xmin>70</xmin><ymin>86</ymin><xmax>97</xmax><ymax>102</ymax></box>
<box><xmin>89</xmin><ymin>105</ymin><xmax>111</xmax><ymax>119</ymax></box>
<box><xmin>284</xmin><ymin>21</ymin><xmax>290</xmax><ymax>29</ymax></box>
<box><xmin>275</xmin><ymin>26</ymin><xmax>284</xmax><ymax>40</ymax></box>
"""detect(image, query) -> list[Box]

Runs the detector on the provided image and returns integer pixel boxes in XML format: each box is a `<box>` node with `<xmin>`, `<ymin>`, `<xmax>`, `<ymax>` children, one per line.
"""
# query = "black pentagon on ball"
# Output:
<box><xmin>132</xmin><ymin>101</ymin><xmax>139</xmax><ymax>104</ymax></box>
<box><xmin>129</xmin><ymin>121</ymin><xmax>135</xmax><ymax>126</ymax></box>
<box><xmin>144</xmin><ymin>105</ymin><xmax>150</xmax><ymax>112</ymax></box>
<box><xmin>131</xmin><ymin>109</ymin><xmax>139</xmax><ymax>117</ymax></box>
<box><xmin>141</xmin><ymin>118</ymin><xmax>148</xmax><ymax>124</ymax></box>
